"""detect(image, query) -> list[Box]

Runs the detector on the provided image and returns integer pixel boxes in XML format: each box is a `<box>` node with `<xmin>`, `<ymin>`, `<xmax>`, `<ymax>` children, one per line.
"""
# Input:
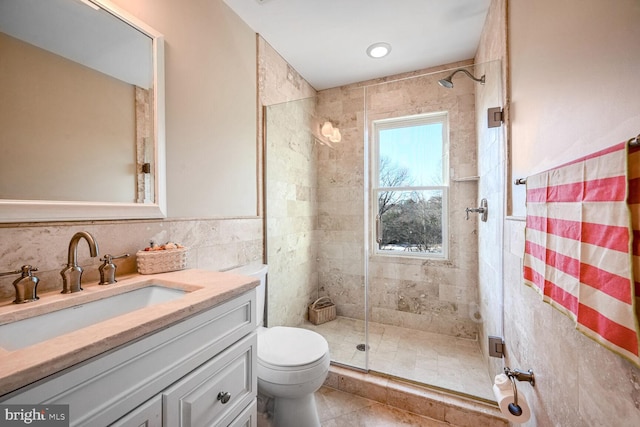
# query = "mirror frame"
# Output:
<box><xmin>0</xmin><ymin>0</ymin><xmax>166</xmax><ymax>223</ymax></box>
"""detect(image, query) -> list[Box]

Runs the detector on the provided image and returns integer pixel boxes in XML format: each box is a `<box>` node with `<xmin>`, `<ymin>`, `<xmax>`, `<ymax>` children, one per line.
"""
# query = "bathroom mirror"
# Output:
<box><xmin>0</xmin><ymin>0</ymin><xmax>165</xmax><ymax>222</ymax></box>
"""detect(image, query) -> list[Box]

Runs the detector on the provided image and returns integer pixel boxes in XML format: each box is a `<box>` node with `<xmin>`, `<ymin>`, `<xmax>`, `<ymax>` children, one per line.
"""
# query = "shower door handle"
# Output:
<box><xmin>375</xmin><ymin>215</ymin><xmax>382</xmax><ymax>244</ymax></box>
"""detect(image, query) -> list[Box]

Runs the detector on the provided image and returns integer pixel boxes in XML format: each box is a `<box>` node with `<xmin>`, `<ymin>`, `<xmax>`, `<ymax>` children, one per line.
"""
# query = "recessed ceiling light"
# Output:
<box><xmin>366</xmin><ymin>42</ymin><xmax>391</xmax><ymax>59</ymax></box>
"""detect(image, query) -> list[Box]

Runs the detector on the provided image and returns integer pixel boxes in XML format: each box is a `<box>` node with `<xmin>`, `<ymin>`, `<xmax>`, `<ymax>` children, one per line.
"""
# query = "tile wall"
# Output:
<box><xmin>258</xmin><ymin>38</ymin><xmax>319</xmax><ymax>327</ymax></box>
<box><xmin>315</xmin><ymin>65</ymin><xmax>482</xmax><ymax>338</ymax></box>
<box><xmin>0</xmin><ymin>218</ymin><xmax>262</xmax><ymax>300</ymax></box>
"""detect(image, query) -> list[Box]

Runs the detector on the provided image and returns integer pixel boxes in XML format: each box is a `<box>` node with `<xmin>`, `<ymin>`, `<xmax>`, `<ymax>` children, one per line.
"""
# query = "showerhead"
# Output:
<box><xmin>438</xmin><ymin>77</ymin><xmax>454</xmax><ymax>89</ymax></box>
<box><xmin>438</xmin><ymin>69</ymin><xmax>485</xmax><ymax>89</ymax></box>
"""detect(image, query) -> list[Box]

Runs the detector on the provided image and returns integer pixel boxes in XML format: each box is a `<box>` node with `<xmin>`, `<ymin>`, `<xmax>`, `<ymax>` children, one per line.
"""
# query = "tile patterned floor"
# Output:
<box><xmin>302</xmin><ymin>316</ymin><xmax>494</xmax><ymax>400</ymax></box>
<box><xmin>315</xmin><ymin>386</ymin><xmax>451</xmax><ymax>427</ymax></box>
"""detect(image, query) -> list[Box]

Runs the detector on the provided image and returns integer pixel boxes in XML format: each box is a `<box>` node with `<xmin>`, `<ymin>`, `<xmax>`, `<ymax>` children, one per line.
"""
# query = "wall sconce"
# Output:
<box><xmin>320</xmin><ymin>121</ymin><xmax>341</xmax><ymax>145</ymax></box>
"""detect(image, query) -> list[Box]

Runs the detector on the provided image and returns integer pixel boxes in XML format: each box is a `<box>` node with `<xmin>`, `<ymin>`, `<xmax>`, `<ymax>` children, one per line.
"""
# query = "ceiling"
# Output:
<box><xmin>223</xmin><ymin>0</ymin><xmax>491</xmax><ymax>90</ymax></box>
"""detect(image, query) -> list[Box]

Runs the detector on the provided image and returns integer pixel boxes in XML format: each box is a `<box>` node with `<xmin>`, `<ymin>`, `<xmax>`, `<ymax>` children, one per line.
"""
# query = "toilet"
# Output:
<box><xmin>228</xmin><ymin>264</ymin><xmax>330</xmax><ymax>427</ymax></box>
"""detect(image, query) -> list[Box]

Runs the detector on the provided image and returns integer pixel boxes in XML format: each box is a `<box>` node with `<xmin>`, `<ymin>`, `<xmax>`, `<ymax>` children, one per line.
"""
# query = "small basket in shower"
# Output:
<box><xmin>308</xmin><ymin>296</ymin><xmax>336</xmax><ymax>325</ymax></box>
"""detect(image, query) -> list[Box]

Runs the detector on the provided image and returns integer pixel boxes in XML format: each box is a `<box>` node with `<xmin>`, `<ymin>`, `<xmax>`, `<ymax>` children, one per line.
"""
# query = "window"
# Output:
<box><xmin>372</xmin><ymin>113</ymin><xmax>449</xmax><ymax>258</ymax></box>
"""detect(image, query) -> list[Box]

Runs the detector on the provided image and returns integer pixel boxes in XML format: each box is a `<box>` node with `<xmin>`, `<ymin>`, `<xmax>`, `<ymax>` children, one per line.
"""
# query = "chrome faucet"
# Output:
<box><xmin>60</xmin><ymin>231</ymin><xmax>99</xmax><ymax>294</ymax></box>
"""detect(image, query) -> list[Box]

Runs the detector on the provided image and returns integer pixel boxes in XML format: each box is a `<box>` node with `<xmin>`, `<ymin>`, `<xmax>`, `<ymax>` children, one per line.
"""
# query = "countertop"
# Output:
<box><xmin>0</xmin><ymin>269</ymin><xmax>258</xmax><ymax>396</ymax></box>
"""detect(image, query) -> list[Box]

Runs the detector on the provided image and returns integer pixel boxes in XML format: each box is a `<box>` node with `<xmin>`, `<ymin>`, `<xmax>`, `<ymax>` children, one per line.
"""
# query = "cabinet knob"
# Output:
<box><xmin>217</xmin><ymin>391</ymin><xmax>231</xmax><ymax>404</ymax></box>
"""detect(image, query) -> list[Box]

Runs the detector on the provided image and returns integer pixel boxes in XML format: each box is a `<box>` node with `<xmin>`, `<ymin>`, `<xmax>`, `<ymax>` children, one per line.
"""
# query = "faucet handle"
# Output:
<box><xmin>99</xmin><ymin>253</ymin><xmax>130</xmax><ymax>285</ymax></box>
<box><xmin>2</xmin><ymin>265</ymin><xmax>40</xmax><ymax>304</ymax></box>
<box><xmin>0</xmin><ymin>269</ymin><xmax>20</xmax><ymax>277</ymax></box>
<box><xmin>18</xmin><ymin>265</ymin><xmax>38</xmax><ymax>275</ymax></box>
<box><xmin>0</xmin><ymin>265</ymin><xmax>38</xmax><ymax>277</ymax></box>
<box><xmin>99</xmin><ymin>253</ymin><xmax>130</xmax><ymax>263</ymax></box>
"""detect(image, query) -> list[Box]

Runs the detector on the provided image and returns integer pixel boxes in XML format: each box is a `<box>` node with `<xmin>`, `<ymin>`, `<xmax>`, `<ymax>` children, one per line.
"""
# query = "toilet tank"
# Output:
<box><xmin>227</xmin><ymin>264</ymin><xmax>268</xmax><ymax>327</ymax></box>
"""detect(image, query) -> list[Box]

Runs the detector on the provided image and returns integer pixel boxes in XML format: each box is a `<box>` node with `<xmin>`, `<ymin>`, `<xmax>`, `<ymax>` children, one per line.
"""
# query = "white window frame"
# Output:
<box><xmin>371</xmin><ymin>112</ymin><xmax>450</xmax><ymax>259</ymax></box>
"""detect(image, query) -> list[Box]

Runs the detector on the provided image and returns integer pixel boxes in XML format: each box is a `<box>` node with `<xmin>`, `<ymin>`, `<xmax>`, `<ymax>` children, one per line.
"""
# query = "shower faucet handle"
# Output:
<box><xmin>465</xmin><ymin>199</ymin><xmax>488</xmax><ymax>222</ymax></box>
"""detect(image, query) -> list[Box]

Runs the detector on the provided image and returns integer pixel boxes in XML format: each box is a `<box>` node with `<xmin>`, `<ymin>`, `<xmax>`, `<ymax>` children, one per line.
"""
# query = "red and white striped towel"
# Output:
<box><xmin>523</xmin><ymin>142</ymin><xmax>640</xmax><ymax>366</ymax></box>
<box><xmin>629</xmin><ymin>144</ymin><xmax>640</xmax><ymax>335</ymax></box>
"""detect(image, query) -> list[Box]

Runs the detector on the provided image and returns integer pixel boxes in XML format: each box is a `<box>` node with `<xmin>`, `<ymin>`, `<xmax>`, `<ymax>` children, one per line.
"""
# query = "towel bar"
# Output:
<box><xmin>516</xmin><ymin>134</ymin><xmax>639</xmax><ymax>185</ymax></box>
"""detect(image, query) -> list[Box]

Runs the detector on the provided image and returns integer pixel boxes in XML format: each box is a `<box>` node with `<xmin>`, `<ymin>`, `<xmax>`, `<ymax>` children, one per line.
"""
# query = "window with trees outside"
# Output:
<box><xmin>372</xmin><ymin>112</ymin><xmax>449</xmax><ymax>258</ymax></box>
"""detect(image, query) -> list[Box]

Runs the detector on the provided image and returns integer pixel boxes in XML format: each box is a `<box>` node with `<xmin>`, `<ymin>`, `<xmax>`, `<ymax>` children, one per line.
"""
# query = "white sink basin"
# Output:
<box><xmin>0</xmin><ymin>285</ymin><xmax>186</xmax><ymax>351</ymax></box>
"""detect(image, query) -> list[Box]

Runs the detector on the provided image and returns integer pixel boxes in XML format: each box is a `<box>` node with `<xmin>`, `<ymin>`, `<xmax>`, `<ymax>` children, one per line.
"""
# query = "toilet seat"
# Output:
<box><xmin>257</xmin><ymin>327</ymin><xmax>330</xmax><ymax>385</ymax></box>
<box><xmin>258</xmin><ymin>326</ymin><xmax>329</xmax><ymax>366</ymax></box>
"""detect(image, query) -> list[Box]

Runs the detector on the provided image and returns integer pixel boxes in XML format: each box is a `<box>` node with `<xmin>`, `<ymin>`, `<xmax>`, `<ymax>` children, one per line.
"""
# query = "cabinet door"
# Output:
<box><xmin>109</xmin><ymin>395</ymin><xmax>162</xmax><ymax>427</ymax></box>
<box><xmin>229</xmin><ymin>400</ymin><xmax>258</xmax><ymax>427</ymax></box>
<box><xmin>164</xmin><ymin>332</ymin><xmax>256</xmax><ymax>427</ymax></box>
<box><xmin>229</xmin><ymin>400</ymin><xmax>257</xmax><ymax>427</ymax></box>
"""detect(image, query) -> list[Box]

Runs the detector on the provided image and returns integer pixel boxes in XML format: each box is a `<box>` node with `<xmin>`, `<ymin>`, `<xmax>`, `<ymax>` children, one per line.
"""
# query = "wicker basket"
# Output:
<box><xmin>308</xmin><ymin>296</ymin><xmax>336</xmax><ymax>325</ymax></box>
<box><xmin>136</xmin><ymin>247</ymin><xmax>189</xmax><ymax>274</ymax></box>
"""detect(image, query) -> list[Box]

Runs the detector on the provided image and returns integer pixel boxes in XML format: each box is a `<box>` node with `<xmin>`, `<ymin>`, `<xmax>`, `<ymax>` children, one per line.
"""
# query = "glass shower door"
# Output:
<box><xmin>363</xmin><ymin>63</ymin><xmax>502</xmax><ymax>400</ymax></box>
<box><xmin>264</xmin><ymin>92</ymin><xmax>370</xmax><ymax>372</ymax></box>
<box><xmin>311</xmin><ymin>86</ymin><xmax>369</xmax><ymax>371</ymax></box>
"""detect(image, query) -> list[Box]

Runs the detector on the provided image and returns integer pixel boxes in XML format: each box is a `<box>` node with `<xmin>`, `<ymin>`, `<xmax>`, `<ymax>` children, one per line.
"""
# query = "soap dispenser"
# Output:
<box><xmin>0</xmin><ymin>265</ymin><xmax>40</xmax><ymax>304</ymax></box>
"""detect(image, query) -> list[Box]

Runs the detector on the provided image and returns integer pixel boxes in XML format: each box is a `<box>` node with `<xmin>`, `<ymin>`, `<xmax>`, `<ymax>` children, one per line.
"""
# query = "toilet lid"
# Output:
<box><xmin>258</xmin><ymin>326</ymin><xmax>329</xmax><ymax>367</ymax></box>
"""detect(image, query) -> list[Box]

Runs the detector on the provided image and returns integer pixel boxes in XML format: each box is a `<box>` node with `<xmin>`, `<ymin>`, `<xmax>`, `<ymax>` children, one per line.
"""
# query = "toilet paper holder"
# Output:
<box><xmin>504</xmin><ymin>367</ymin><xmax>535</xmax><ymax>417</ymax></box>
<box><xmin>504</xmin><ymin>367</ymin><xmax>535</xmax><ymax>386</ymax></box>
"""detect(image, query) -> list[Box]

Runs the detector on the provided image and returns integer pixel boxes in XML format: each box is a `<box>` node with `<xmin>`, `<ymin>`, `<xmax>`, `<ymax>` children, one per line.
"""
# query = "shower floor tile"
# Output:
<box><xmin>303</xmin><ymin>316</ymin><xmax>494</xmax><ymax>401</ymax></box>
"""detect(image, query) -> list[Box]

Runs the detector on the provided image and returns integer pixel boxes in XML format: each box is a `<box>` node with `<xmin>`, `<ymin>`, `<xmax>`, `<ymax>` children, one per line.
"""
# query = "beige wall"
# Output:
<box><xmin>505</xmin><ymin>0</ymin><xmax>640</xmax><ymax>425</ymax></box>
<box><xmin>110</xmin><ymin>0</ymin><xmax>258</xmax><ymax>218</ymax></box>
<box><xmin>0</xmin><ymin>32</ymin><xmax>136</xmax><ymax>203</ymax></box>
<box><xmin>510</xmin><ymin>0</ymin><xmax>640</xmax><ymax>218</ymax></box>
<box><xmin>0</xmin><ymin>0</ymin><xmax>262</xmax><ymax>300</ymax></box>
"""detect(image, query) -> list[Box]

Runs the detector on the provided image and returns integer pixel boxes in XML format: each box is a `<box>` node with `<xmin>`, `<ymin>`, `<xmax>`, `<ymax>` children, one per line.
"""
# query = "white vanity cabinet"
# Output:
<box><xmin>111</xmin><ymin>395</ymin><xmax>163</xmax><ymax>427</ymax></box>
<box><xmin>162</xmin><ymin>333</ymin><xmax>254</xmax><ymax>426</ymax></box>
<box><xmin>0</xmin><ymin>289</ymin><xmax>257</xmax><ymax>427</ymax></box>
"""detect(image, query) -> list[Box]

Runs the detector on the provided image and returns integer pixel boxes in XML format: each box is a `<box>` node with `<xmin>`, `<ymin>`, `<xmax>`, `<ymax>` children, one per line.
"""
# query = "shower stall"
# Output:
<box><xmin>264</xmin><ymin>61</ymin><xmax>504</xmax><ymax>402</ymax></box>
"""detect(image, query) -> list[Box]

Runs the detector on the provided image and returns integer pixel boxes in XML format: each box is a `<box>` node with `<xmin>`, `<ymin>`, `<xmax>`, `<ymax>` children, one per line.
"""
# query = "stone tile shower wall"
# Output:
<box><xmin>315</xmin><ymin>87</ymin><xmax>367</xmax><ymax>320</ymax></box>
<box><xmin>259</xmin><ymin>37</ymin><xmax>319</xmax><ymax>328</ymax></box>
<box><xmin>316</xmin><ymin>63</ymin><xmax>481</xmax><ymax>339</ymax></box>
<box><xmin>264</xmin><ymin>98</ymin><xmax>320</xmax><ymax>327</ymax></box>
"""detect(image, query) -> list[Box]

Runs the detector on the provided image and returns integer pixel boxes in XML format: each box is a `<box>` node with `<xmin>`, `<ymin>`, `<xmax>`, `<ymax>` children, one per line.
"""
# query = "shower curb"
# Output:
<box><xmin>324</xmin><ymin>365</ymin><xmax>509</xmax><ymax>427</ymax></box>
